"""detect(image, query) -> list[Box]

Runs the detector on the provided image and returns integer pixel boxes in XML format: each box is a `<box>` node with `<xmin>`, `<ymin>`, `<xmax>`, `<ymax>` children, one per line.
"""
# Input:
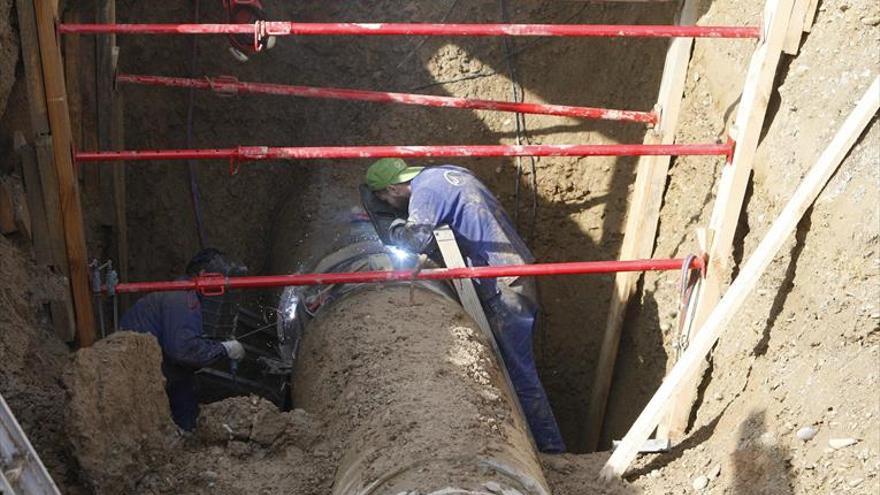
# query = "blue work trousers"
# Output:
<box><xmin>484</xmin><ymin>278</ymin><xmax>566</xmax><ymax>453</ymax></box>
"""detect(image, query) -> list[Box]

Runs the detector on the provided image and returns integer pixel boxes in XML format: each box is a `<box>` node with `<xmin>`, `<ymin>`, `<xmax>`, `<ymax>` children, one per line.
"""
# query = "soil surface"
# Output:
<box><xmin>134</xmin><ymin>396</ymin><xmax>334</xmax><ymax>495</ymax></box>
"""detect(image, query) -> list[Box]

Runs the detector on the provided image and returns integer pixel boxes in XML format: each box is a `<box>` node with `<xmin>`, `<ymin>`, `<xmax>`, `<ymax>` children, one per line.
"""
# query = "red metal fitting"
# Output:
<box><xmin>195</xmin><ymin>272</ymin><xmax>227</xmax><ymax>296</ymax></box>
<box><xmin>724</xmin><ymin>135</ymin><xmax>736</xmax><ymax>164</ymax></box>
<box><xmin>206</xmin><ymin>75</ymin><xmax>241</xmax><ymax>96</ymax></box>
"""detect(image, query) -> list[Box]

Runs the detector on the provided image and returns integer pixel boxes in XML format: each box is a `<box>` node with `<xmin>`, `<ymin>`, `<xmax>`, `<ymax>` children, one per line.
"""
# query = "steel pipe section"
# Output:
<box><xmin>294</xmin><ymin>284</ymin><xmax>551</xmax><ymax>494</ymax></box>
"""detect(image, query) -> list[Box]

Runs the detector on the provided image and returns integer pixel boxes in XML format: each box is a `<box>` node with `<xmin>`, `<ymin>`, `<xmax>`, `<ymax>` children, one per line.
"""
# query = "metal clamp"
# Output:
<box><xmin>196</xmin><ymin>273</ymin><xmax>228</xmax><ymax>297</ymax></box>
<box><xmin>207</xmin><ymin>75</ymin><xmax>241</xmax><ymax>97</ymax></box>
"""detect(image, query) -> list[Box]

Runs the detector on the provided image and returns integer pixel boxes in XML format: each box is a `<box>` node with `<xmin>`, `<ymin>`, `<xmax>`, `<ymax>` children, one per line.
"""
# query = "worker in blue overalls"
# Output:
<box><xmin>363</xmin><ymin>158</ymin><xmax>566</xmax><ymax>453</ymax></box>
<box><xmin>119</xmin><ymin>248</ymin><xmax>246</xmax><ymax>431</ymax></box>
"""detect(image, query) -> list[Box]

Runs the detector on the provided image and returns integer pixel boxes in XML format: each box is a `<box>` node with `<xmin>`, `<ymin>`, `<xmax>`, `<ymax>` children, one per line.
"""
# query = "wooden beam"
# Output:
<box><xmin>657</xmin><ymin>0</ymin><xmax>796</xmax><ymax>441</ymax></box>
<box><xmin>783</xmin><ymin>0</ymin><xmax>809</xmax><ymax>55</ymax></box>
<box><xmin>802</xmin><ymin>0</ymin><xmax>820</xmax><ymax>32</ymax></box>
<box><xmin>603</xmin><ymin>76</ymin><xmax>879</xmax><ymax>480</ymax></box>
<box><xmin>16</xmin><ymin>0</ymin><xmax>77</xmax><ymax>342</ymax></box>
<box><xmin>584</xmin><ymin>0</ymin><xmax>700</xmax><ymax>452</ymax></box>
<box><xmin>14</xmin><ymin>132</ymin><xmax>51</xmax><ymax>261</ymax></box>
<box><xmin>0</xmin><ymin>181</ymin><xmax>17</xmax><ymax>235</ymax></box>
<box><xmin>34</xmin><ymin>0</ymin><xmax>97</xmax><ymax>347</ymax></box>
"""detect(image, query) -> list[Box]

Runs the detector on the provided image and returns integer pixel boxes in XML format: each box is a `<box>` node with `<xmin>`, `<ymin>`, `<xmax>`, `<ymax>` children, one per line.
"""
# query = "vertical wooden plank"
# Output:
<box><xmin>16</xmin><ymin>0</ymin><xmax>77</xmax><ymax>341</ymax></box>
<box><xmin>14</xmin><ymin>133</ymin><xmax>51</xmax><ymax>262</ymax></box>
<box><xmin>34</xmin><ymin>0</ymin><xmax>97</xmax><ymax>347</ymax></box>
<box><xmin>803</xmin><ymin>0</ymin><xmax>820</xmax><ymax>32</ymax></box>
<box><xmin>783</xmin><ymin>0</ymin><xmax>809</xmax><ymax>55</ymax></box>
<box><xmin>583</xmin><ymin>0</ymin><xmax>701</xmax><ymax>452</ymax></box>
<box><xmin>657</xmin><ymin>0</ymin><xmax>796</xmax><ymax>441</ymax></box>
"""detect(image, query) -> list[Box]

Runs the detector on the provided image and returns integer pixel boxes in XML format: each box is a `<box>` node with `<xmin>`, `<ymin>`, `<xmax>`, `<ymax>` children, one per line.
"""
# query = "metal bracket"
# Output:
<box><xmin>196</xmin><ymin>273</ymin><xmax>227</xmax><ymax>297</ymax></box>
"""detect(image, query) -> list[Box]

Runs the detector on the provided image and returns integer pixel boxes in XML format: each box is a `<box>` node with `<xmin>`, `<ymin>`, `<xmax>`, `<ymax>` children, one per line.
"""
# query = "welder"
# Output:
<box><xmin>362</xmin><ymin>158</ymin><xmax>566</xmax><ymax>453</ymax></box>
<box><xmin>119</xmin><ymin>248</ymin><xmax>246</xmax><ymax>431</ymax></box>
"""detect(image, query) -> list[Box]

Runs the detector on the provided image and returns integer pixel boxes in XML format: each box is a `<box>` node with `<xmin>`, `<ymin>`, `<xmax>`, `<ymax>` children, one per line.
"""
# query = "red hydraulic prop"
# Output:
<box><xmin>59</xmin><ymin>22</ymin><xmax>761</xmax><ymax>39</ymax></box>
<box><xmin>107</xmin><ymin>257</ymin><xmax>704</xmax><ymax>295</ymax></box>
<box><xmin>117</xmin><ymin>74</ymin><xmax>658</xmax><ymax>124</ymax></box>
<box><xmin>76</xmin><ymin>143</ymin><xmax>733</xmax><ymax>164</ymax></box>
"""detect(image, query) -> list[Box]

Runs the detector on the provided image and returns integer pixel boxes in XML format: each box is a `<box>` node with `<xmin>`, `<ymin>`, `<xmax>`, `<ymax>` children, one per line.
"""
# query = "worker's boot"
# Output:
<box><xmin>223</xmin><ymin>0</ymin><xmax>276</xmax><ymax>62</ymax></box>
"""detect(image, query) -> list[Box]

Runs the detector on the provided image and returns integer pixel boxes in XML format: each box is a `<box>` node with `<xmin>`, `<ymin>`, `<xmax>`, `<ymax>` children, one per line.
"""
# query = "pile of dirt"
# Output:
<box><xmin>540</xmin><ymin>452</ymin><xmax>637</xmax><ymax>495</ymax></box>
<box><xmin>63</xmin><ymin>331</ymin><xmax>177</xmax><ymax>494</ymax></box>
<box><xmin>134</xmin><ymin>396</ymin><xmax>333</xmax><ymax>495</ymax></box>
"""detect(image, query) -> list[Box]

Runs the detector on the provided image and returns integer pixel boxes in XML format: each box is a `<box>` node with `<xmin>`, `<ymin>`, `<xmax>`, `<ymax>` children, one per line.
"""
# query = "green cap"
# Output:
<box><xmin>365</xmin><ymin>158</ymin><xmax>424</xmax><ymax>191</ymax></box>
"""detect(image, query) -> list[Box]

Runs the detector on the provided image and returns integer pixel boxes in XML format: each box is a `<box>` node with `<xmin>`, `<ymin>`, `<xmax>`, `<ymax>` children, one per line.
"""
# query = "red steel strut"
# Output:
<box><xmin>59</xmin><ymin>22</ymin><xmax>761</xmax><ymax>39</ymax></box>
<box><xmin>76</xmin><ymin>143</ymin><xmax>733</xmax><ymax>169</ymax></box>
<box><xmin>116</xmin><ymin>74</ymin><xmax>658</xmax><ymax>124</ymax></box>
<box><xmin>107</xmin><ymin>257</ymin><xmax>704</xmax><ymax>295</ymax></box>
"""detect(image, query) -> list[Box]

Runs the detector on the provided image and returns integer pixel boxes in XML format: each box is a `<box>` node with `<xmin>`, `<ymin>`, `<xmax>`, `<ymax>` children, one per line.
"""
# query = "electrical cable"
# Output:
<box><xmin>186</xmin><ymin>0</ymin><xmax>208</xmax><ymax>248</ymax></box>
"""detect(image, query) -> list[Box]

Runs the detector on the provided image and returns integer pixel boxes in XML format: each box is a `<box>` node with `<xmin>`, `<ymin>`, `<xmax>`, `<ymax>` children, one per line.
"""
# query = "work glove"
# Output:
<box><xmin>221</xmin><ymin>340</ymin><xmax>245</xmax><ymax>360</ymax></box>
<box><xmin>388</xmin><ymin>218</ymin><xmax>407</xmax><ymax>239</ymax></box>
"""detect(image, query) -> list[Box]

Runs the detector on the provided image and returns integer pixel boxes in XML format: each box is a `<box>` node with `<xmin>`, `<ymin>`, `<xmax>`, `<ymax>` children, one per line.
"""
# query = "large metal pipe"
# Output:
<box><xmin>265</xmin><ymin>215</ymin><xmax>548</xmax><ymax>493</ymax></box>
<box><xmin>293</xmin><ymin>284</ymin><xmax>551</xmax><ymax>494</ymax></box>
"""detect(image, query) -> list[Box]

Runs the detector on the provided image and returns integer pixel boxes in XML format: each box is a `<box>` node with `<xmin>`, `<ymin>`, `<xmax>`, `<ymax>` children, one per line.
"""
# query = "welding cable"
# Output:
<box><xmin>185</xmin><ymin>0</ymin><xmax>208</xmax><ymax>249</ymax></box>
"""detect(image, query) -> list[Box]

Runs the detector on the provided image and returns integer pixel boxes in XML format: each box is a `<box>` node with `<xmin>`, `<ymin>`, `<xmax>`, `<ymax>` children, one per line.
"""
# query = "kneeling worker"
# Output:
<box><xmin>120</xmin><ymin>248</ymin><xmax>246</xmax><ymax>431</ymax></box>
<box><xmin>363</xmin><ymin>158</ymin><xmax>566</xmax><ymax>453</ymax></box>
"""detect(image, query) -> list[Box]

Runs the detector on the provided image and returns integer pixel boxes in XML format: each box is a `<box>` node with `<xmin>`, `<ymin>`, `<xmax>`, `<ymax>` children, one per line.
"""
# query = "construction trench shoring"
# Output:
<box><xmin>34</xmin><ymin>5</ymin><xmax>785</xmax><ymax>493</ymax></box>
<box><xmin>115</xmin><ymin>73</ymin><xmax>661</xmax><ymax>124</ymax></box>
<box><xmin>59</xmin><ymin>21</ymin><xmax>761</xmax><ymax>39</ymax></box>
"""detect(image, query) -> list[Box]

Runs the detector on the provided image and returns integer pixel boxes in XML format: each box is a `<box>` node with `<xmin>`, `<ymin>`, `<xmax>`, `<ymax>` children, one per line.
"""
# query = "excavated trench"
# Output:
<box><xmin>116</xmin><ymin>0</ymin><xmax>678</xmax><ymax>457</ymax></box>
<box><xmin>3</xmin><ymin>0</ymin><xmax>879</xmax><ymax>494</ymax></box>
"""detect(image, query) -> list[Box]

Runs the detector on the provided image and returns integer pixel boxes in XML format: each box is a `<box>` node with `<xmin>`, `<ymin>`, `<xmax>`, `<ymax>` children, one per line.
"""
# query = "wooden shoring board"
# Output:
<box><xmin>34</xmin><ymin>0</ymin><xmax>97</xmax><ymax>347</ymax></box>
<box><xmin>803</xmin><ymin>0</ymin><xmax>820</xmax><ymax>32</ymax></box>
<box><xmin>783</xmin><ymin>0</ymin><xmax>810</xmax><ymax>55</ymax></box>
<box><xmin>15</xmin><ymin>0</ymin><xmax>77</xmax><ymax>341</ymax></box>
<box><xmin>657</xmin><ymin>0</ymin><xmax>797</xmax><ymax>441</ymax></box>
<box><xmin>603</xmin><ymin>76</ymin><xmax>879</xmax><ymax>480</ymax></box>
<box><xmin>14</xmin><ymin>133</ymin><xmax>51</xmax><ymax>260</ymax></box>
<box><xmin>583</xmin><ymin>0</ymin><xmax>701</xmax><ymax>452</ymax></box>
